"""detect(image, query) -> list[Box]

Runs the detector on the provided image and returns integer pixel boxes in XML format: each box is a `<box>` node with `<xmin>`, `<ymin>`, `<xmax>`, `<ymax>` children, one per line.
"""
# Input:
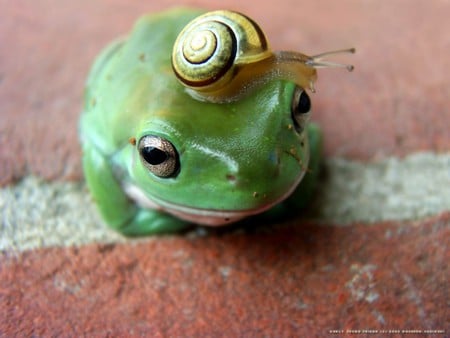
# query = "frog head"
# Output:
<box><xmin>127</xmin><ymin>79</ymin><xmax>311</xmax><ymax>225</ymax></box>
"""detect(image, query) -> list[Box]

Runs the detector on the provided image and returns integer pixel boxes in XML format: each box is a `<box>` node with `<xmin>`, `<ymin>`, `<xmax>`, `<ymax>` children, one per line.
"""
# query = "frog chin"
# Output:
<box><xmin>122</xmin><ymin>182</ymin><xmax>298</xmax><ymax>226</ymax></box>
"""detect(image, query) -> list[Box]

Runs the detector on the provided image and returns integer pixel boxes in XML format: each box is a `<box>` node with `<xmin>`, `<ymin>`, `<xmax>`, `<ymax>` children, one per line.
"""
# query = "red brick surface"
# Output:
<box><xmin>1</xmin><ymin>1</ymin><xmax>449</xmax><ymax>336</ymax></box>
<box><xmin>1</xmin><ymin>213</ymin><xmax>448</xmax><ymax>336</ymax></box>
<box><xmin>1</xmin><ymin>0</ymin><xmax>449</xmax><ymax>184</ymax></box>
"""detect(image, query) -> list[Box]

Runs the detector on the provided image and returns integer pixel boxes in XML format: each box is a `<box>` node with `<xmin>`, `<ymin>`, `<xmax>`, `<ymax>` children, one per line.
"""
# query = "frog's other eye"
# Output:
<box><xmin>138</xmin><ymin>135</ymin><xmax>179</xmax><ymax>178</ymax></box>
<box><xmin>291</xmin><ymin>87</ymin><xmax>311</xmax><ymax>133</ymax></box>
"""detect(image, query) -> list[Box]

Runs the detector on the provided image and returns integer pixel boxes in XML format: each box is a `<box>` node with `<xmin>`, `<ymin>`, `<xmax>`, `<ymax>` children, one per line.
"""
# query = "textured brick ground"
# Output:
<box><xmin>1</xmin><ymin>214</ymin><xmax>449</xmax><ymax>336</ymax></box>
<box><xmin>1</xmin><ymin>0</ymin><xmax>449</xmax><ymax>336</ymax></box>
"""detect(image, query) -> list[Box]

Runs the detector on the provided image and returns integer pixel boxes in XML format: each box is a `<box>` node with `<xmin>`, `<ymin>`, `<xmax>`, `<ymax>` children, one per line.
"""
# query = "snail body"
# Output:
<box><xmin>172</xmin><ymin>10</ymin><xmax>354</xmax><ymax>103</ymax></box>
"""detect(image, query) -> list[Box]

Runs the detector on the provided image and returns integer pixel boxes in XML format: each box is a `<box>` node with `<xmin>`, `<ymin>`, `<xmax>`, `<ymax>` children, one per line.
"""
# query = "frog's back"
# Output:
<box><xmin>80</xmin><ymin>8</ymin><xmax>204</xmax><ymax>155</ymax></box>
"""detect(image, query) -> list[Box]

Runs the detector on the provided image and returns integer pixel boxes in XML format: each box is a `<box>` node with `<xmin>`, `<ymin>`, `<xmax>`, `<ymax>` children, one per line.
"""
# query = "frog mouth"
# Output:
<box><xmin>123</xmin><ymin>173</ymin><xmax>304</xmax><ymax>227</ymax></box>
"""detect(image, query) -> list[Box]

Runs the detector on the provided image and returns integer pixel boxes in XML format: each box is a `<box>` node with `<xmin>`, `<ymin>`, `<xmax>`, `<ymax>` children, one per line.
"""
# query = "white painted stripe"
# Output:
<box><xmin>311</xmin><ymin>153</ymin><xmax>450</xmax><ymax>224</ymax></box>
<box><xmin>0</xmin><ymin>179</ymin><xmax>125</xmax><ymax>251</ymax></box>
<box><xmin>1</xmin><ymin>152</ymin><xmax>449</xmax><ymax>251</ymax></box>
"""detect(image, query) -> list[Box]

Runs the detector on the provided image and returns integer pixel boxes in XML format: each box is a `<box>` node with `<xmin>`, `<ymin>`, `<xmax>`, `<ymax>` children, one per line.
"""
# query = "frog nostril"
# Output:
<box><xmin>226</xmin><ymin>174</ymin><xmax>237</xmax><ymax>182</ymax></box>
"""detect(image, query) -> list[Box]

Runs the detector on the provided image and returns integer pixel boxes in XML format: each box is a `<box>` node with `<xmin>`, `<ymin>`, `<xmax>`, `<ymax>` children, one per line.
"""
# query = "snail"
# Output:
<box><xmin>172</xmin><ymin>10</ymin><xmax>355</xmax><ymax>103</ymax></box>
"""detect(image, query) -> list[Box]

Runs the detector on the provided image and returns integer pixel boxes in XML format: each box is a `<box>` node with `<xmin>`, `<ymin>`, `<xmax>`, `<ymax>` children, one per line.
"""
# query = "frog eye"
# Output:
<box><xmin>138</xmin><ymin>135</ymin><xmax>179</xmax><ymax>178</ymax></box>
<box><xmin>291</xmin><ymin>87</ymin><xmax>311</xmax><ymax>133</ymax></box>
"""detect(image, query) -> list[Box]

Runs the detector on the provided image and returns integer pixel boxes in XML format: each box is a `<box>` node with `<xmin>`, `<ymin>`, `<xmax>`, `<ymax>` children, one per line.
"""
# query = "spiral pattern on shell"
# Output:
<box><xmin>173</xmin><ymin>21</ymin><xmax>236</xmax><ymax>86</ymax></box>
<box><xmin>172</xmin><ymin>10</ymin><xmax>271</xmax><ymax>89</ymax></box>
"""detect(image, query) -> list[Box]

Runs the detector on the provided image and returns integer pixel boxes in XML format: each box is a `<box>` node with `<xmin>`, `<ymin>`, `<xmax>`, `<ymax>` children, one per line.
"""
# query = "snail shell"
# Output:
<box><xmin>172</xmin><ymin>10</ymin><xmax>354</xmax><ymax>103</ymax></box>
<box><xmin>172</xmin><ymin>11</ymin><xmax>272</xmax><ymax>96</ymax></box>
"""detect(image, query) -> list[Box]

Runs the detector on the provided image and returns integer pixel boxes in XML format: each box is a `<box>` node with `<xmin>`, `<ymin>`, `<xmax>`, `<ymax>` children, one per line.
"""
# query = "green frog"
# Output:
<box><xmin>79</xmin><ymin>8</ymin><xmax>354</xmax><ymax>236</ymax></box>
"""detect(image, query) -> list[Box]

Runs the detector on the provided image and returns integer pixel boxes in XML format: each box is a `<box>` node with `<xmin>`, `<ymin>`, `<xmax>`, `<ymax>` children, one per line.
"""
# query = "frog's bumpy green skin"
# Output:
<box><xmin>79</xmin><ymin>8</ymin><xmax>322</xmax><ymax>236</ymax></box>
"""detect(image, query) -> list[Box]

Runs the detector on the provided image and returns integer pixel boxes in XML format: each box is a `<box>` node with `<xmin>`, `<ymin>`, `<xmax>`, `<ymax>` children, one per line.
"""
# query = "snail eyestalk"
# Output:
<box><xmin>270</xmin><ymin>48</ymin><xmax>355</xmax><ymax>93</ymax></box>
<box><xmin>306</xmin><ymin>48</ymin><xmax>355</xmax><ymax>71</ymax></box>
